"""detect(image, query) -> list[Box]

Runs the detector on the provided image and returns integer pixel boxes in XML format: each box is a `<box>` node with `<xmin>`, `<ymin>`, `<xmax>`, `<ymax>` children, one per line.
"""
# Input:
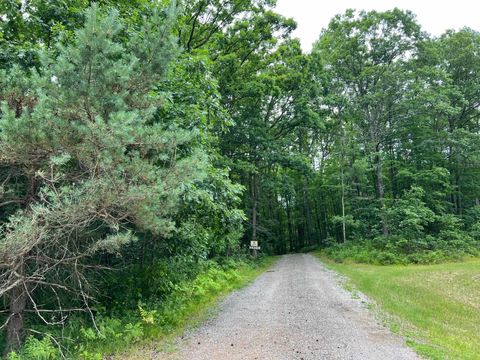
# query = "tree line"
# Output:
<box><xmin>0</xmin><ymin>0</ymin><xmax>479</xmax><ymax>355</ymax></box>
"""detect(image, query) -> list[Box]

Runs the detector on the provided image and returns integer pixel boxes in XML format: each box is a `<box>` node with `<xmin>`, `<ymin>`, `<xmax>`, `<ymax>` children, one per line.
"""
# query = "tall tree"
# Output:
<box><xmin>312</xmin><ymin>9</ymin><xmax>422</xmax><ymax>237</ymax></box>
<box><xmin>0</xmin><ymin>4</ymin><xmax>210</xmax><ymax>351</ymax></box>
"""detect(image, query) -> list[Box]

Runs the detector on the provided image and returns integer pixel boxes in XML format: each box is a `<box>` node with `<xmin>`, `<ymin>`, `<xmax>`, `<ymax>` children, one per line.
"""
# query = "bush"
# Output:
<box><xmin>7</xmin><ymin>337</ymin><xmax>58</xmax><ymax>360</ymax></box>
<box><xmin>324</xmin><ymin>234</ymin><xmax>479</xmax><ymax>265</ymax></box>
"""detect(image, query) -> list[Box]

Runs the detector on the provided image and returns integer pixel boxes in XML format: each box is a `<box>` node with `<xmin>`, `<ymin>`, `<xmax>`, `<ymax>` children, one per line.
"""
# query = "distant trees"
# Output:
<box><xmin>176</xmin><ymin>4</ymin><xmax>480</xmax><ymax>259</ymax></box>
<box><xmin>307</xmin><ymin>10</ymin><xmax>480</xmax><ymax>261</ymax></box>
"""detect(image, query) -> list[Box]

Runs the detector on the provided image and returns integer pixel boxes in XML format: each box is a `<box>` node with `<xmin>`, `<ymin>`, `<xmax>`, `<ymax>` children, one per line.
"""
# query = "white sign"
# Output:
<box><xmin>250</xmin><ymin>241</ymin><xmax>258</xmax><ymax>247</ymax></box>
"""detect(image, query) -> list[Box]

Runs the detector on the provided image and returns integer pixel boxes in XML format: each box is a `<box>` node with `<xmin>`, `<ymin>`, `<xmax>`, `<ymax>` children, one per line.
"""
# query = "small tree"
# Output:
<box><xmin>385</xmin><ymin>186</ymin><xmax>435</xmax><ymax>252</ymax></box>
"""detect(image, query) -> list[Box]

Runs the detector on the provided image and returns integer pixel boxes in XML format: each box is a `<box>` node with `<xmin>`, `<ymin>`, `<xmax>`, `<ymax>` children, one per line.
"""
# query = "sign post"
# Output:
<box><xmin>249</xmin><ymin>241</ymin><xmax>260</xmax><ymax>258</ymax></box>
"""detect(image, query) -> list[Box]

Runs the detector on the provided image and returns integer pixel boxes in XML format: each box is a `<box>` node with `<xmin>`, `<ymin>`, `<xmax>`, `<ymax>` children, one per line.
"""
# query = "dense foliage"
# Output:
<box><xmin>0</xmin><ymin>0</ymin><xmax>479</xmax><ymax>357</ymax></box>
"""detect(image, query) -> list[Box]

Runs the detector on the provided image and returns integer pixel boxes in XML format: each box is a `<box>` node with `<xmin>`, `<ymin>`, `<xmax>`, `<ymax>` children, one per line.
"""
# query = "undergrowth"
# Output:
<box><xmin>322</xmin><ymin>238</ymin><xmax>479</xmax><ymax>265</ymax></box>
<box><xmin>7</xmin><ymin>256</ymin><xmax>275</xmax><ymax>359</ymax></box>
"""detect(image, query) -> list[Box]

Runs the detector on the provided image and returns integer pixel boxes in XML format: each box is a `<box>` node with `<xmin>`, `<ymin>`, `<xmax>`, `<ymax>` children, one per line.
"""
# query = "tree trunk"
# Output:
<box><xmin>251</xmin><ymin>173</ymin><xmax>258</xmax><ymax>258</ymax></box>
<box><xmin>455</xmin><ymin>168</ymin><xmax>462</xmax><ymax>215</ymax></box>
<box><xmin>341</xmin><ymin>166</ymin><xmax>347</xmax><ymax>243</ymax></box>
<box><xmin>5</xmin><ymin>259</ymin><xmax>27</xmax><ymax>355</ymax></box>
<box><xmin>340</xmin><ymin>120</ymin><xmax>347</xmax><ymax>243</ymax></box>
<box><xmin>286</xmin><ymin>196</ymin><xmax>294</xmax><ymax>252</ymax></box>
<box><xmin>375</xmin><ymin>155</ymin><xmax>389</xmax><ymax>236</ymax></box>
<box><xmin>313</xmin><ymin>192</ymin><xmax>324</xmax><ymax>244</ymax></box>
<box><xmin>302</xmin><ymin>183</ymin><xmax>313</xmax><ymax>246</ymax></box>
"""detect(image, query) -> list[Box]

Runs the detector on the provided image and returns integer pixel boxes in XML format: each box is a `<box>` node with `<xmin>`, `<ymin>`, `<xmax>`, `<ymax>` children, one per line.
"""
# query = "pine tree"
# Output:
<box><xmin>0</xmin><ymin>4</ymin><xmax>208</xmax><ymax>352</ymax></box>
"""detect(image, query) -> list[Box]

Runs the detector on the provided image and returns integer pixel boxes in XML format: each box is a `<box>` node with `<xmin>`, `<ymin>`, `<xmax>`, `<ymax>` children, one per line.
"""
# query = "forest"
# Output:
<box><xmin>0</xmin><ymin>0</ymin><xmax>479</xmax><ymax>358</ymax></box>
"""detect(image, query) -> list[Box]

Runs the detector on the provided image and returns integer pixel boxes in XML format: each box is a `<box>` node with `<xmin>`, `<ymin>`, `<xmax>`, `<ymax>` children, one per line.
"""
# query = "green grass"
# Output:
<box><xmin>315</xmin><ymin>252</ymin><xmax>480</xmax><ymax>360</ymax></box>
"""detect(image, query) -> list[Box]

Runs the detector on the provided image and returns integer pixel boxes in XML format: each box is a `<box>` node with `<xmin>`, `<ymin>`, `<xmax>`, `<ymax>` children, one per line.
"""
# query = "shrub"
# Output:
<box><xmin>7</xmin><ymin>336</ymin><xmax>58</xmax><ymax>360</ymax></box>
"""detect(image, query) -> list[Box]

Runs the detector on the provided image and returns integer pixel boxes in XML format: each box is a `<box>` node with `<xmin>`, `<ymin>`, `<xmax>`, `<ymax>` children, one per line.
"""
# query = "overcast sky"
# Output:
<box><xmin>275</xmin><ymin>0</ymin><xmax>480</xmax><ymax>51</ymax></box>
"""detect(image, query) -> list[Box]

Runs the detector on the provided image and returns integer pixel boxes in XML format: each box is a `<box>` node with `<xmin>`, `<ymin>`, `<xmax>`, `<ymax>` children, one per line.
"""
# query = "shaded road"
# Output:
<box><xmin>161</xmin><ymin>254</ymin><xmax>419</xmax><ymax>360</ymax></box>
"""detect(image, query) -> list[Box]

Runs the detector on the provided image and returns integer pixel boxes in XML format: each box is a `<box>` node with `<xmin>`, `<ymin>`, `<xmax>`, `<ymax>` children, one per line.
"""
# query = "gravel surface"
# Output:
<box><xmin>157</xmin><ymin>254</ymin><xmax>419</xmax><ymax>360</ymax></box>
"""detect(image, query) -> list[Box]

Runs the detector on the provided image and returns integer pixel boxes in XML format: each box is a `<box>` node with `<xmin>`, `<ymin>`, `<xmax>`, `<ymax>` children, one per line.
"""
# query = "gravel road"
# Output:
<box><xmin>159</xmin><ymin>254</ymin><xmax>419</xmax><ymax>360</ymax></box>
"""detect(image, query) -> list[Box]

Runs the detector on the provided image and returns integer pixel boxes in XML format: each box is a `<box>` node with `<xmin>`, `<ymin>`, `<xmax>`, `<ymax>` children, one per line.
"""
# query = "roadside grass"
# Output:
<box><xmin>6</xmin><ymin>257</ymin><xmax>278</xmax><ymax>359</ymax></box>
<box><xmin>111</xmin><ymin>256</ymin><xmax>278</xmax><ymax>360</ymax></box>
<box><xmin>315</xmin><ymin>252</ymin><xmax>480</xmax><ymax>360</ymax></box>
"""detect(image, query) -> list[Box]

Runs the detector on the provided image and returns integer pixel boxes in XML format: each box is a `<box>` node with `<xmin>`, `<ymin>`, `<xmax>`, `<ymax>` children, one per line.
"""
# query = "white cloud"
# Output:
<box><xmin>275</xmin><ymin>0</ymin><xmax>480</xmax><ymax>51</ymax></box>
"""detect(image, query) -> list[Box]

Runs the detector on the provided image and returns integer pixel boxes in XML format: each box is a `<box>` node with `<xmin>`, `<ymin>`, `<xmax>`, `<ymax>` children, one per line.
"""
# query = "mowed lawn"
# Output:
<box><xmin>317</xmin><ymin>255</ymin><xmax>480</xmax><ymax>360</ymax></box>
